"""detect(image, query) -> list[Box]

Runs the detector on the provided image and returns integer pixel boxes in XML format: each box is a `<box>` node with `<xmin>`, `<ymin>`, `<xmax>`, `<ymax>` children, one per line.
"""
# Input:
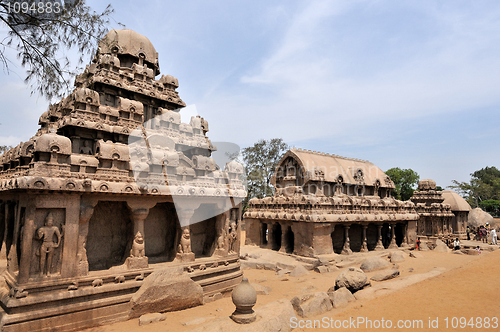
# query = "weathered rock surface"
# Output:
<box><xmin>335</xmin><ymin>267</ymin><xmax>370</xmax><ymax>292</ymax></box>
<box><xmin>469</xmin><ymin>208</ymin><xmax>495</xmax><ymax>230</ymax></box>
<box><xmin>290</xmin><ymin>265</ymin><xmax>309</xmax><ymax>277</ymax></box>
<box><xmin>139</xmin><ymin>313</ymin><xmax>167</xmax><ymax>326</ymax></box>
<box><xmin>389</xmin><ymin>251</ymin><xmax>405</xmax><ymax>263</ymax></box>
<box><xmin>409</xmin><ymin>251</ymin><xmax>423</xmax><ymax>258</ymax></box>
<box><xmin>360</xmin><ymin>257</ymin><xmax>391</xmax><ymax>272</ymax></box>
<box><xmin>129</xmin><ymin>267</ymin><xmax>203</xmax><ymax>318</ymax></box>
<box><xmin>370</xmin><ymin>269</ymin><xmax>400</xmax><ymax>282</ymax></box>
<box><xmin>462</xmin><ymin>248</ymin><xmax>481</xmax><ymax>255</ymax></box>
<box><xmin>327</xmin><ymin>287</ymin><xmax>355</xmax><ymax>308</ymax></box>
<box><xmin>314</xmin><ymin>265</ymin><xmax>338</xmax><ymax>273</ymax></box>
<box><xmin>433</xmin><ymin>239</ymin><xmax>450</xmax><ymax>253</ymax></box>
<box><xmin>188</xmin><ymin>298</ymin><xmax>295</xmax><ymax>332</ymax></box>
<box><xmin>276</xmin><ymin>268</ymin><xmax>291</xmax><ymax>276</ymax></box>
<box><xmin>291</xmin><ymin>292</ymin><xmax>333</xmax><ymax>318</ymax></box>
<box><xmin>354</xmin><ymin>268</ymin><xmax>445</xmax><ymax>301</ymax></box>
<box><xmin>251</xmin><ymin>283</ymin><xmax>271</xmax><ymax>295</ymax></box>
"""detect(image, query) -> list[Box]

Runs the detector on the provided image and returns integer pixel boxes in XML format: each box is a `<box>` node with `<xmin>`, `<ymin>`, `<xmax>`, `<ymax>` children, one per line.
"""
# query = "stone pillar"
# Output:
<box><xmin>76</xmin><ymin>199</ymin><xmax>97</xmax><ymax>276</ymax></box>
<box><xmin>18</xmin><ymin>205</ymin><xmax>35</xmax><ymax>284</ymax></box>
<box><xmin>279</xmin><ymin>223</ymin><xmax>287</xmax><ymax>253</ymax></box>
<box><xmin>401</xmin><ymin>223</ymin><xmax>410</xmax><ymax>248</ymax></box>
<box><xmin>374</xmin><ymin>224</ymin><xmax>384</xmax><ymax>251</ymax></box>
<box><xmin>360</xmin><ymin>224</ymin><xmax>368</xmax><ymax>252</ymax></box>
<box><xmin>267</xmin><ymin>223</ymin><xmax>274</xmax><ymax>250</ymax></box>
<box><xmin>389</xmin><ymin>223</ymin><xmax>398</xmax><ymax>249</ymax></box>
<box><xmin>126</xmin><ymin>208</ymin><xmax>150</xmax><ymax>268</ymax></box>
<box><xmin>341</xmin><ymin>224</ymin><xmax>352</xmax><ymax>255</ymax></box>
<box><xmin>174</xmin><ymin>208</ymin><xmax>195</xmax><ymax>263</ymax></box>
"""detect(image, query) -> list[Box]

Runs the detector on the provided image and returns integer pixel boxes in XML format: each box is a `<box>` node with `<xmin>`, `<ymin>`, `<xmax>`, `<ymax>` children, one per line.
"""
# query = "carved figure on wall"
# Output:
<box><xmin>36</xmin><ymin>212</ymin><xmax>62</xmax><ymax>277</ymax></box>
<box><xmin>130</xmin><ymin>232</ymin><xmax>145</xmax><ymax>257</ymax></box>
<box><xmin>177</xmin><ymin>228</ymin><xmax>191</xmax><ymax>253</ymax></box>
<box><xmin>80</xmin><ymin>140</ymin><xmax>93</xmax><ymax>155</ymax></box>
<box><xmin>228</xmin><ymin>221</ymin><xmax>238</xmax><ymax>254</ymax></box>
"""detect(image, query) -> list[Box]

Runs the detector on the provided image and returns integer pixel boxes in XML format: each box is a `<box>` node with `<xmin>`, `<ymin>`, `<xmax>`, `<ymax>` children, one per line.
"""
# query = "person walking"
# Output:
<box><xmin>491</xmin><ymin>228</ymin><xmax>497</xmax><ymax>245</ymax></box>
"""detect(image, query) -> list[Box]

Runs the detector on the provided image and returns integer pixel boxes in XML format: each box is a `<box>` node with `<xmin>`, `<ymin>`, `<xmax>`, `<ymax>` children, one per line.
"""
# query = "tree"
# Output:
<box><xmin>449</xmin><ymin>166</ymin><xmax>500</xmax><ymax>208</ymax></box>
<box><xmin>241</xmin><ymin>138</ymin><xmax>288</xmax><ymax>209</ymax></box>
<box><xmin>385</xmin><ymin>167</ymin><xmax>419</xmax><ymax>201</ymax></box>
<box><xmin>0</xmin><ymin>0</ymin><xmax>114</xmax><ymax>100</ymax></box>
<box><xmin>0</xmin><ymin>145</ymin><xmax>11</xmax><ymax>153</ymax></box>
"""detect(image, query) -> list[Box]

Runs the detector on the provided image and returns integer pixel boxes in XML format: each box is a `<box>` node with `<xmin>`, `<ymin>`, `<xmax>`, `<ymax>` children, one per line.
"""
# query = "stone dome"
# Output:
<box><xmin>441</xmin><ymin>190</ymin><xmax>471</xmax><ymax>212</ymax></box>
<box><xmin>98</xmin><ymin>29</ymin><xmax>159</xmax><ymax>75</ymax></box>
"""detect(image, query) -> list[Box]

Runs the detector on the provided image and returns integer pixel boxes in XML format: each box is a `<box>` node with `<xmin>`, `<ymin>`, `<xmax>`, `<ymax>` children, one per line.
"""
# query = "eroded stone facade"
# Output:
<box><xmin>244</xmin><ymin>149</ymin><xmax>420</xmax><ymax>257</ymax></box>
<box><xmin>0</xmin><ymin>29</ymin><xmax>245</xmax><ymax>331</ymax></box>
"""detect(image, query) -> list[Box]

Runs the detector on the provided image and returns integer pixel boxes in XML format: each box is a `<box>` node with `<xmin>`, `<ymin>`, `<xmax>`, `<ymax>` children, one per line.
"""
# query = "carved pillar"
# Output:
<box><xmin>126</xmin><ymin>208</ymin><xmax>150</xmax><ymax>269</ymax></box>
<box><xmin>360</xmin><ymin>224</ymin><xmax>368</xmax><ymax>252</ymax></box>
<box><xmin>174</xmin><ymin>208</ymin><xmax>195</xmax><ymax>262</ymax></box>
<box><xmin>279</xmin><ymin>223</ymin><xmax>287</xmax><ymax>253</ymax></box>
<box><xmin>401</xmin><ymin>223</ymin><xmax>409</xmax><ymax>248</ymax></box>
<box><xmin>341</xmin><ymin>224</ymin><xmax>352</xmax><ymax>255</ymax></box>
<box><xmin>18</xmin><ymin>205</ymin><xmax>35</xmax><ymax>284</ymax></box>
<box><xmin>267</xmin><ymin>223</ymin><xmax>274</xmax><ymax>250</ymax></box>
<box><xmin>389</xmin><ymin>223</ymin><xmax>398</xmax><ymax>249</ymax></box>
<box><xmin>374</xmin><ymin>224</ymin><xmax>384</xmax><ymax>251</ymax></box>
<box><xmin>76</xmin><ymin>200</ymin><xmax>97</xmax><ymax>276</ymax></box>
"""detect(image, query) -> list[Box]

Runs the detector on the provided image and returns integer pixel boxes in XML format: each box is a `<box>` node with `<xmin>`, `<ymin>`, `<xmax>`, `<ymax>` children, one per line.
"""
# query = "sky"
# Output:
<box><xmin>1</xmin><ymin>0</ymin><xmax>500</xmax><ymax>189</ymax></box>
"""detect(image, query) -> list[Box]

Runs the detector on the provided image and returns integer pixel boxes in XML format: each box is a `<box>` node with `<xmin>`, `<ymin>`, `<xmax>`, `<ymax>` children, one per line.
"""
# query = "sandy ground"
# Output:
<box><xmin>83</xmin><ymin>244</ymin><xmax>500</xmax><ymax>332</ymax></box>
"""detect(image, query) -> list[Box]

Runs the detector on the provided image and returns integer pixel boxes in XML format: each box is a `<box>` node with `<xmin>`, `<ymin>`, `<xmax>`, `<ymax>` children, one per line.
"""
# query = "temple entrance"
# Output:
<box><xmin>144</xmin><ymin>202</ymin><xmax>179</xmax><ymax>263</ymax></box>
<box><xmin>271</xmin><ymin>223</ymin><xmax>282</xmax><ymax>251</ymax></box>
<box><xmin>349</xmin><ymin>224</ymin><xmax>362</xmax><ymax>252</ymax></box>
<box><xmin>367</xmin><ymin>223</ymin><xmax>378</xmax><ymax>250</ymax></box>
<box><xmin>285</xmin><ymin>226</ymin><xmax>294</xmax><ymax>254</ymax></box>
<box><xmin>395</xmin><ymin>223</ymin><xmax>405</xmax><ymax>246</ymax></box>
<box><xmin>87</xmin><ymin>201</ymin><xmax>132</xmax><ymax>271</ymax></box>
<box><xmin>331</xmin><ymin>224</ymin><xmax>344</xmax><ymax>254</ymax></box>
<box><xmin>190</xmin><ymin>204</ymin><xmax>218</xmax><ymax>257</ymax></box>
<box><xmin>261</xmin><ymin>223</ymin><xmax>268</xmax><ymax>246</ymax></box>
<box><xmin>382</xmin><ymin>223</ymin><xmax>391</xmax><ymax>249</ymax></box>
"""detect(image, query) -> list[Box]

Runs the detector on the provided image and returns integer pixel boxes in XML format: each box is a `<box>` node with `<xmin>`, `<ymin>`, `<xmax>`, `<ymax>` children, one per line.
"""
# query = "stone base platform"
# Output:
<box><xmin>0</xmin><ymin>256</ymin><xmax>242</xmax><ymax>332</ymax></box>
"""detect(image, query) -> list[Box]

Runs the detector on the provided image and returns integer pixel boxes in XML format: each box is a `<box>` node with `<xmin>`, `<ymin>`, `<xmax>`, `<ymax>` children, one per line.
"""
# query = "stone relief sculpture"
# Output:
<box><xmin>178</xmin><ymin>228</ymin><xmax>191</xmax><ymax>253</ymax></box>
<box><xmin>36</xmin><ymin>212</ymin><xmax>62</xmax><ymax>277</ymax></box>
<box><xmin>228</xmin><ymin>221</ymin><xmax>238</xmax><ymax>254</ymax></box>
<box><xmin>175</xmin><ymin>228</ymin><xmax>195</xmax><ymax>262</ymax></box>
<box><xmin>130</xmin><ymin>232</ymin><xmax>145</xmax><ymax>257</ymax></box>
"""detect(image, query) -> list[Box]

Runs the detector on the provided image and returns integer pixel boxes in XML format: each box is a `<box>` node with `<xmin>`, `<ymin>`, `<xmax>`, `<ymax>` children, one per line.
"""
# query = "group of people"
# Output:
<box><xmin>473</xmin><ymin>223</ymin><xmax>498</xmax><ymax>245</ymax></box>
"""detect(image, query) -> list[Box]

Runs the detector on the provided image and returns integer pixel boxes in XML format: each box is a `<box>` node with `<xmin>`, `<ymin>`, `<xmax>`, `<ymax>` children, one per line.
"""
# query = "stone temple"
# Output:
<box><xmin>0</xmin><ymin>29</ymin><xmax>245</xmax><ymax>331</ymax></box>
<box><xmin>244</xmin><ymin>149</ymin><xmax>420</xmax><ymax>256</ymax></box>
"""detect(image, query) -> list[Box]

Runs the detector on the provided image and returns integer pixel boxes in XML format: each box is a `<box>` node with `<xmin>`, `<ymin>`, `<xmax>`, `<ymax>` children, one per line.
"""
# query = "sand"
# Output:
<box><xmin>82</xmin><ymin>245</ymin><xmax>500</xmax><ymax>332</ymax></box>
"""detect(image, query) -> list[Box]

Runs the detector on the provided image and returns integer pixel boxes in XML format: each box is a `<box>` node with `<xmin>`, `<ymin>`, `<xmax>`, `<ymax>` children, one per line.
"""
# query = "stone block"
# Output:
<box><xmin>291</xmin><ymin>292</ymin><xmax>333</xmax><ymax>318</ymax></box>
<box><xmin>327</xmin><ymin>287</ymin><xmax>355</xmax><ymax>308</ymax></box>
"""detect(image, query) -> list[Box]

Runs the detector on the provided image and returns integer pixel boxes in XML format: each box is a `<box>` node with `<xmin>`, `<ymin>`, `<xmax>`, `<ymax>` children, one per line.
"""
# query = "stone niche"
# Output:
<box><xmin>244</xmin><ymin>148</ymin><xmax>419</xmax><ymax>257</ymax></box>
<box><xmin>0</xmin><ymin>29</ymin><xmax>246</xmax><ymax>332</ymax></box>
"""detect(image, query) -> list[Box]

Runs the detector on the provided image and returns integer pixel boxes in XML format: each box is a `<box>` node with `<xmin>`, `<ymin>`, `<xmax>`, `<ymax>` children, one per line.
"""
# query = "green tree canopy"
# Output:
<box><xmin>0</xmin><ymin>145</ymin><xmax>10</xmax><ymax>153</ymax></box>
<box><xmin>241</xmin><ymin>138</ymin><xmax>288</xmax><ymax>209</ymax></box>
<box><xmin>0</xmin><ymin>0</ymin><xmax>114</xmax><ymax>100</ymax></box>
<box><xmin>385</xmin><ymin>167</ymin><xmax>419</xmax><ymax>201</ymax></box>
<box><xmin>449</xmin><ymin>166</ymin><xmax>500</xmax><ymax>208</ymax></box>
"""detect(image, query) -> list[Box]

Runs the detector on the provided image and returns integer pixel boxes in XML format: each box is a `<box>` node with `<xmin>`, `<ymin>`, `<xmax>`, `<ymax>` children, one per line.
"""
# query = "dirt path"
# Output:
<box><xmin>83</xmin><ymin>247</ymin><xmax>499</xmax><ymax>332</ymax></box>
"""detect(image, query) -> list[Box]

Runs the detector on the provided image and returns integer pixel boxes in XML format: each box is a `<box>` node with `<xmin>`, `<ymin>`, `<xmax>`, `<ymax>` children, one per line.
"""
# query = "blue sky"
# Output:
<box><xmin>1</xmin><ymin>0</ymin><xmax>499</xmax><ymax>188</ymax></box>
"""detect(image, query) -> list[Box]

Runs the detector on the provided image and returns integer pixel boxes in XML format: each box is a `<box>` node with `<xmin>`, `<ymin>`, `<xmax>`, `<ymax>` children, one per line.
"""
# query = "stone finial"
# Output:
<box><xmin>231</xmin><ymin>277</ymin><xmax>257</xmax><ymax>324</ymax></box>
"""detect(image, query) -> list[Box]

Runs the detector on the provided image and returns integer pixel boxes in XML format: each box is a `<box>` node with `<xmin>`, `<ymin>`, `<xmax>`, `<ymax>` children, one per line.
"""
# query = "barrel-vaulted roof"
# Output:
<box><xmin>441</xmin><ymin>190</ymin><xmax>471</xmax><ymax>212</ymax></box>
<box><xmin>272</xmin><ymin>148</ymin><xmax>395</xmax><ymax>189</ymax></box>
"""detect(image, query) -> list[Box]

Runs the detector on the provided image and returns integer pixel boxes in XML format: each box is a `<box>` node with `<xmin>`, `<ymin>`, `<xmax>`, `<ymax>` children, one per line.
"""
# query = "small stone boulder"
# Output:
<box><xmin>360</xmin><ymin>257</ymin><xmax>390</xmax><ymax>272</ymax></box>
<box><xmin>335</xmin><ymin>267</ymin><xmax>370</xmax><ymax>292</ymax></box>
<box><xmin>129</xmin><ymin>267</ymin><xmax>203</xmax><ymax>318</ymax></box>
<box><xmin>409</xmin><ymin>251</ymin><xmax>423</xmax><ymax>258</ymax></box>
<box><xmin>370</xmin><ymin>269</ymin><xmax>400</xmax><ymax>282</ymax></box>
<box><xmin>433</xmin><ymin>239</ymin><xmax>450</xmax><ymax>253</ymax></box>
<box><xmin>291</xmin><ymin>292</ymin><xmax>333</xmax><ymax>318</ymax></box>
<box><xmin>389</xmin><ymin>251</ymin><xmax>405</xmax><ymax>263</ymax></box>
<box><xmin>327</xmin><ymin>287</ymin><xmax>355</xmax><ymax>309</ymax></box>
<box><xmin>290</xmin><ymin>265</ymin><xmax>309</xmax><ymax>277</ymax></box>
<box><xmin>251</xmin><ymin>283</ymin><xmax>271</xmax><ymax>295</ymax></box>
<box><xmin>139</xmin><ymin>313</ymin><xmax>167</xmax><ymax>326</ymax></box>
<box><xmin>462</xmin><ymin>248</ymin><xmax>481</xmax><ymax>255</ymax></box>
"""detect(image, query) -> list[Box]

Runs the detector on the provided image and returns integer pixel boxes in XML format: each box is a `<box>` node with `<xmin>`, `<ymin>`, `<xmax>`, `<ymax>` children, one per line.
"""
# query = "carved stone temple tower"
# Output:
<box><xmin>0</xmin><ymin>29</ymin><xmax>246</xmax><ymax>331</ymax></box>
